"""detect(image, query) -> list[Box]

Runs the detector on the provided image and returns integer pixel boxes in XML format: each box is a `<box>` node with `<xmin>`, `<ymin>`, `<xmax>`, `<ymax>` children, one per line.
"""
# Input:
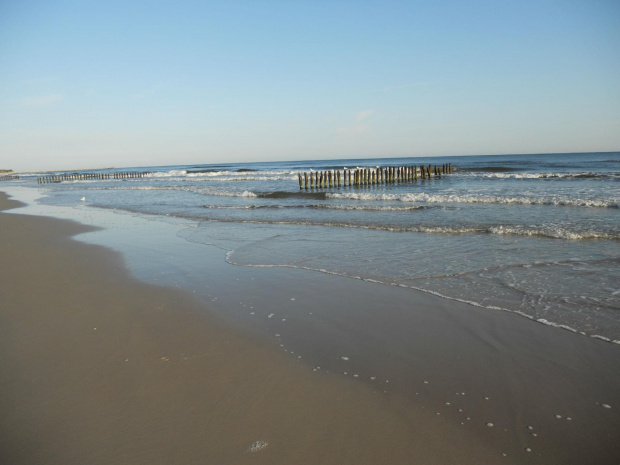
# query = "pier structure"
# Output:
<box><xmin>297</xmin><ymin>164</ymin><xmax>453</xmax><ymax>190</ymax></box>
<box><xmin>37</xmin><ymin>171</ymin><xmax>151</xmax><ymax>184</ymax></box>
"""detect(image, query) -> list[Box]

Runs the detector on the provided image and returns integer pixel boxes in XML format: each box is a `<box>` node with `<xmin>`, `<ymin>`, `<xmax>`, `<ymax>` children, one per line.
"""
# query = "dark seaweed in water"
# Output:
<box><xmin>258</xmin><ymin>191</ymin><xmax>329</xmax><ymax>200</ymax></box>
<box><xmin>237</xmin><ymin>168</ymin><xmax>258</xmax><ymax>172</ymax></box>
<box><xmin>458</xmin><ymin>166</ymin><xmax>521</xmax><ymax>173</ymax></box>
<box><xmin>186</xmin><ymin>169</ymin><xmax>218</xmax><ymax>174</ymax></box>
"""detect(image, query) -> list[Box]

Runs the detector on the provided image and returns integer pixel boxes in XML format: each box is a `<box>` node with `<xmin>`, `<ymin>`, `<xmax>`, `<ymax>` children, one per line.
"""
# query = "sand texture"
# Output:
<box><xmin>1</xmin><ymin>191</ymin><xmax>619</xmax><ymax>464</ymax></box>
<box><xmin>0</xmin><ymin>192</ymin><xmax>499</xmax><ymax>464</ymax></box>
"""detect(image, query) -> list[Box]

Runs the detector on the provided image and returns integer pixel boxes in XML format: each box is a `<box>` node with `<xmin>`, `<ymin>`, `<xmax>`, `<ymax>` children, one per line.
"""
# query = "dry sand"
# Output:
<box><xmin>1</xmin><ymin>190</ymin><xmax>619</xmax><ymax>464</ymax></box>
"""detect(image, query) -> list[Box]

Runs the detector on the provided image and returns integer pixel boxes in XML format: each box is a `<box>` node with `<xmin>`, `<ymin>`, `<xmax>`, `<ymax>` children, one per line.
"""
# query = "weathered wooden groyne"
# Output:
<box><xmin>112</xmin><ymin>171</ymin><xmax>151</xmax><ymax>179</ymax></box>
<box><xmin>0</xmin><ymin>174</ymin><xmax>19</xmax><ymax>181</ymax></box>
<box><xmin>297</xmin><ymin>163</ymin><xmax>452</xmax><ymax>189</ymax></box>
<box><xmin>37</xmin><ymin>171</ymin><xmax>151</xmax><ymax>184</ymax></box>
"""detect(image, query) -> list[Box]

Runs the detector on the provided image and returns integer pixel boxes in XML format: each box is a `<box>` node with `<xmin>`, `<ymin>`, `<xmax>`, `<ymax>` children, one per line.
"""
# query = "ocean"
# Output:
<box><xmin>8</xmin><ymin>152</ymin><xmax>620</xmax><ymax>342</ymax></box>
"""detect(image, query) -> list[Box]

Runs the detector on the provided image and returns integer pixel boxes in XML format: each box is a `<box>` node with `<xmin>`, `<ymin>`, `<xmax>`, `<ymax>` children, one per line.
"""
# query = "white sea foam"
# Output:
<box><xmin>460</xmin><ymin>171</ymin><xmax>620</xmax><ymax>180</ymax></box>
<box><xmin>489</xmin><ymin>225</ymin><xmax>618</xmax><ymax>240</ymax></box>
<box><xmin>147</xmin><ymin>169</ymin><xmax>295</xmax><ymax>183</ymax></box>
<box><xmin>147</xmin><ymin>170</ymin><xmax>187</xmax><ymax>177</ymax></box>
<box><xmin>327</xmin><ymin>192</ymin><xmax>618</xmax><ymax>208</ymax></box>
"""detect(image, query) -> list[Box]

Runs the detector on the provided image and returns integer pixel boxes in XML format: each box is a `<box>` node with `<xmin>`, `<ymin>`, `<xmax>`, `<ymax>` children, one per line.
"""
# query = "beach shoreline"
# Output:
<box><xmin>1</xmin><ymin>189</ymin><xmax>619</xmax><ymax>464</ymax></box>
<box><xmin>0</xmin><ymin>191</ymin><xmax>492</xmax><ymax>464</ymax></box>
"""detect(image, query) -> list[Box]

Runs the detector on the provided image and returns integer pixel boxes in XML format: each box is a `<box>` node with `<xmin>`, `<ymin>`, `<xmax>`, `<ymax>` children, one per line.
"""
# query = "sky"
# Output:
<box><xmin>1</xmin><ymin>0</ymin><xmax>619</xmax><ymax>171</ymax></box>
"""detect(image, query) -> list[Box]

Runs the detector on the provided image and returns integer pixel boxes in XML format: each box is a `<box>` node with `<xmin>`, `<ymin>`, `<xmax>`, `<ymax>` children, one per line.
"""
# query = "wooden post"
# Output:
<box><xmin>304</xmin><ymin>172</ymin><xmax>308</xmax><ymax>189</ymax></box>
<box><xmin>298</xmin><ymin>173</ymin><xmax>303</xmax><ymax>189</ymax></box>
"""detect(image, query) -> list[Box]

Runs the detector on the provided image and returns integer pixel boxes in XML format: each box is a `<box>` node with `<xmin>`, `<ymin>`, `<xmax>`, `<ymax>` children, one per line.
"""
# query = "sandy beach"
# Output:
<box><xmin>1</xmin><ymin>190</ymin><xmax>619</xmax><ymax>464</ymax></box>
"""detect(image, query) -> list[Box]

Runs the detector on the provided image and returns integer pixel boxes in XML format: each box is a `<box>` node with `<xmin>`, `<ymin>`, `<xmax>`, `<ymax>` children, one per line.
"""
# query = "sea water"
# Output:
<box><xmin>10</xmin><ymin>152</ymin><xmax>620</xmax><ymax>341</ymax></box>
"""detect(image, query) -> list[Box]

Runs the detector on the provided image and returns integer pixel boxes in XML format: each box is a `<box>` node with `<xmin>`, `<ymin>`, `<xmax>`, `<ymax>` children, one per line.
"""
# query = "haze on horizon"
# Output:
<box><xmin>1</xmin><ymin>0</ymin><xmax>618</xmax><ymax>172</ymax></box>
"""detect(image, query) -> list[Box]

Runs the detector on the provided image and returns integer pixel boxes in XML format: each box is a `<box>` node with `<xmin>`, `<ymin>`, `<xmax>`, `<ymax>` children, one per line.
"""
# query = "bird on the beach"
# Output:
<box><xmin>80</xmin><ymin>197</ymin><xmax>86</xmax><ymax>202</ymax></box>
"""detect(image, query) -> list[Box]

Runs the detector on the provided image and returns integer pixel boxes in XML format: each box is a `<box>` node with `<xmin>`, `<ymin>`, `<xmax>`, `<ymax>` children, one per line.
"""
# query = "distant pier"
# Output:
<box><xmin>0</xmin><ymin>174</ymin><xmax>19</xmax><ymax>182</ymax></box>
<box><xmin>297</xmin><ymin>163</ymin><xmax>453</xmax><ymax>189</ymax></box>
<box><xmin>37</xmin><ymin>171</ymin><xmax>151</xmax><ymax>184</ymax></box>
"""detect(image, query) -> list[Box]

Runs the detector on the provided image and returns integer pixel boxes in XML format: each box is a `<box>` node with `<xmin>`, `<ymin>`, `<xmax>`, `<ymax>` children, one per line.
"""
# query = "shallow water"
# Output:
<box><xmin>7</xmin><ymin>151</ymin><xmax>620</xmax><ymax>340</ymax></box>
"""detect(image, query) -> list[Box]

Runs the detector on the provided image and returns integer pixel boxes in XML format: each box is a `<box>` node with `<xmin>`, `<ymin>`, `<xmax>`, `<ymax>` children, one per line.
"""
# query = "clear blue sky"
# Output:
<box><xmin>1</xmin><ymin>0</ymin><xmax>619</xmax><ymax>171</ymax></box>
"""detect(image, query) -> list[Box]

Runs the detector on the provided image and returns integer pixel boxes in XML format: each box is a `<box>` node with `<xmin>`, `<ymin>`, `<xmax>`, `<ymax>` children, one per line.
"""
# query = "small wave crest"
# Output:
<box><xmin>473</xmin><ymin>171</ymin><xmax>619</xmax><ymax>180</ymax></box>
<box><xmin>190</xmin><ymin>217</ymin><xmax>617</xmax><ymax>240</ymax></box>
<box><xmin>199</xmin><ymin>203</ymin><xmax>437</xmax><ymax>212</ymax></box>
<box><xmin>148</xmin><ymin>169</ymin><xmax>293</xmax><ymax>179</ymax></box>
<box><xmin>328</xmin><ymin>191</ymin><xmax>618</xmax><ymax>208</ymax></box>
<box><xmin>489</xmin><ymin>225</ymin><xmax>620</xmax><ymax>240</ymax></box>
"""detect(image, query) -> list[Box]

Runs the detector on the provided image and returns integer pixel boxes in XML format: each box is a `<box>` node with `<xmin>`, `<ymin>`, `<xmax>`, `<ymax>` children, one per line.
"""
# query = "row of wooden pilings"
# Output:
<box><xmin>298</xmin><ymin>164</ymin><xmax>453</xmax><ymax>189</ymax></box>
<box><xmin>37</xmin><ymin>171</ymin><xmax>151</xmax><ymax>184</ymax></box>
<box><xmin>0</xmin><ymin>174</ymin><xmax>19</xmax><ymax>181</ymax></box>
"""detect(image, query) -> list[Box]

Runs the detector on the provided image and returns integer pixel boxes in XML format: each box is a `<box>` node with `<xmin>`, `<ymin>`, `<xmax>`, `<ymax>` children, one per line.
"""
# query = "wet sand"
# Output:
<box><xmin>1</xmin><ymin>190</ymin><xmax>619</xmax><ymax>464</ymax></box>
<box><xmin>0</xmin><ymin>191</ymin><xmax>497</xmax><ymax>464</ymax></box>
